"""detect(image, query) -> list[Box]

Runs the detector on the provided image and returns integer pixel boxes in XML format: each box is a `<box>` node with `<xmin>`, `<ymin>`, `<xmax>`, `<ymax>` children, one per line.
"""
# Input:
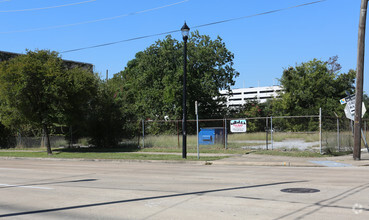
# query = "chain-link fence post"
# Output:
<box><xmin>270</xmin><ymin>116</ymin><xmax>273</xmax><ymax>150</ymax></box>
<box><xmin>225</xmin><ymin>118</ymin><xmax>228</xmax><ymax>150</ymax></box>
<box><xmin>266</xmin><ymin>117</ymin><xmax>268</xmax><ymax>150</ymax></box>
<box><xmin>142</xmin><ymin>119</ymin><xmax>145</xmax><ymax>148</ymax></box>
<box><xmin>337</xmin><ymin>117</ymin><xmax>340</xmax><ymax>152</ymax></box>
<box><xmin>319</xmin><ymin>108</ymin><xmax>322</xmax><ymax>154</ymax></box>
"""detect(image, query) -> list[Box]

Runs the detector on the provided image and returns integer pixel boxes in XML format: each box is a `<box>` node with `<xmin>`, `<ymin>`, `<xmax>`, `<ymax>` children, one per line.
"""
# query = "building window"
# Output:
<box><xmin>231</xmin><ymin>92</ymin><xmax>242</xmax><ymax>95</ymax></box>
<box><xmin>243</xmin><ymin>91</ymin><xmax>257</xmax><ymax>94</ymax></box>
<box><xmin>259</xmin><ymin>90</ymin><xmax>274</xmax><ymax>93</ymax></box>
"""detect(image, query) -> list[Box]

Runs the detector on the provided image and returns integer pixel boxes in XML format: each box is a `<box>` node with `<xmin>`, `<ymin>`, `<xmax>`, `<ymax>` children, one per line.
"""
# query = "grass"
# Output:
<box><xmin>251</xmin><ymin>150</ymin><xmax>325</xmax><ymax>157</ymax></box>
<box><xmin>1</xmin><ymin>131</ymin><xmax>355</xmax><ymax>160</ymax></box>
<box><xmin>139</xmin><ymin>146</ymin><xmax>252</xmax><ymax>154</ymax></box>
<box><xmin>250</xmin><ymin>149</ymin><xmax>353</xmax><ymax>157</ymax></box>
<box><xmin>0</xmin><ymin>150</ymin><xmax>226</xmax><ymax>161</ymax></box>
<box><xmin>228</xmin><ymin>132</ymin><xmax>319</xmax><ymax>142</ymax></box>
<box><xmin>139</xmin><ymin>132</ymin><xmax>320</xmax><ymax>151</ymax></box>
<box><xmin>0</xmin><ymin>143</ymin><xmax>352</xmax><ymax>160</ymax></box>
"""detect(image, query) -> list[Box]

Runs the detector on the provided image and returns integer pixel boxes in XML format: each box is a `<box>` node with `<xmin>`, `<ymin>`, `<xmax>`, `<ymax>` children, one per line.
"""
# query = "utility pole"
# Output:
<box><xmin>354</xmin><ymin>0</ymin><xmax>368</xmax><ymax>160</ymax></box>
<box><xmin>181</xmin><ymin>22</ymin><xmax>190</xmax><ymax>159</ymax></box>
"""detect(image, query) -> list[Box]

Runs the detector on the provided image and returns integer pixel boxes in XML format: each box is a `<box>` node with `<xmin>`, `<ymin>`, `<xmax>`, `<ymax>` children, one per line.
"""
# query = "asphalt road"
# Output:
<box><xmin>0</xmin><ymin>158</ymin><xmax>368</xmax><ymax>220</ymax></box>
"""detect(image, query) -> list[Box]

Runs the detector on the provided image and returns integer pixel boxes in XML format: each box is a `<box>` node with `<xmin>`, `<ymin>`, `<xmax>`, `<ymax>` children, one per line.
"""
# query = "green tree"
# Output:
<box><xmin>62</xmin><ymin>67</ymin><xmax>99</xmax><ymax>144</ymax></box>
<box><xmin>275</xmin><ymin>57</ymin><xmax>355</xmax><ymax>130</ymax></box>
<box><xmin>0</xmin><ymin>50</ymin><xmax>98</xmax><ymax>154</ymax></box>
<box><xmin>231</xmin><ymin>100</ymin><xmax>267</xmax><ymax>132</ymax></box>
<box><xmin>85</xmin><ymin>80</ymin><xmax>127</xmax><ymax>147</ymax></box>
<box><xmin>112</xmin><ymin>31</ymin><xmax>239</xmax><ymax>125</ymax></box>
<box><xmin>0</xmin><ymin>122</ymin><xmax>15</xmax><ymax>148</ymax></box>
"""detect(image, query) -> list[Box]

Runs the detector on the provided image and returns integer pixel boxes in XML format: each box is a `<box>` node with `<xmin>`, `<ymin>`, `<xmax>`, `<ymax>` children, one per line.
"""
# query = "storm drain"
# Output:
<box><xmin>281</xmin><ymin>188</ymin><xmax>320</xmax><ymax>193</ymax></box>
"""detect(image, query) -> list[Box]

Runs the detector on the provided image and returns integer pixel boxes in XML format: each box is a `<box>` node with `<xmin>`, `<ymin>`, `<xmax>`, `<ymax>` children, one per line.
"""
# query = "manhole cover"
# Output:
<box><xmin>281</xmin><ymin>188</ymin><xmax>320</xmax><ymax>193</ymax></box>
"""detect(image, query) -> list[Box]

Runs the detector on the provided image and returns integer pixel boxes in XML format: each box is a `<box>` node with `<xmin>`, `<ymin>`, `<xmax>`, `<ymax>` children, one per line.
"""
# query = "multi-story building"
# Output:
<box><xmin>219</xmin><ymin>85</ymin><xmax>283</xmax><ymax>108</ymax></box>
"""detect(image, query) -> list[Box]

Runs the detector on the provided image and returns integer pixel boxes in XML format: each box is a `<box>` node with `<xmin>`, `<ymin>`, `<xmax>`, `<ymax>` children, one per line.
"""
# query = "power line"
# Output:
<box><xmin>0</xmin><ymin>0</ymin><xmax>96</xmax><ymax>12</ymax></box>
<box><xmin>193</xmin><ymin>0</ymin><xmax>327</xmax><ymax>29</ymax></box>
<box><xmin>61</xmin><ymin>0</ymin><xmax>327</xmax><ymax>53</ymax></box>
<box><xmin>0</xmin><ymin>0</ymin><xmax>189</xmax><ymax>34</ymax></box>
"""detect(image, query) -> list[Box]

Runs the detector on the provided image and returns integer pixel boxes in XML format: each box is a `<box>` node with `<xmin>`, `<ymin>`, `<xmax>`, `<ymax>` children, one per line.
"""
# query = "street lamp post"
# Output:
<box><xmin>181</xmin><ymin>22</ymin><xmax>190</xmax><ymax>159</ymax></box>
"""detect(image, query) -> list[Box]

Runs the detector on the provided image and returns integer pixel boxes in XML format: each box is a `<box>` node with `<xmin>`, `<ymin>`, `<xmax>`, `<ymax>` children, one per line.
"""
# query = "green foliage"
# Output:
<box><xmin>0</xmin><ymin>50</ymin><xmax>63</xmax><ymax>126</ymax></box>
<box><xmin>85</xmin><ymin>81</ymin><xmax>126</xmax><ymax>147</ymax></box>
<box><xmin>0</xmin><ymin>50</ymin><xmax>69</xmax><ymax>153</ymax></box>
<box><xmin>274</xmin><ymin>57</ymin><xmax>355</xmax><ymax>131</ymax></box>
<box><xmin>0</xmin><ymin>50</ymin><xmax>100</xmax><ymax>152</ymax></box>
<box><xmin>62</xmin><ymin>67</ymin><xmax>99</xmax><ymax>142</ymax></box>
<box><xmin>0</xmin><ymin>122</ymin><xmax>15</xmax><ymax>148</ymax></box>
<box><xmin>111</xmin><ymin>31</ymin><xmax>239</xmax><ymax>123</ymax></box>
<box><xmin>231</xmin><ymin>100</ymin><xmax>267</xmax><ymax>132</ymax></box>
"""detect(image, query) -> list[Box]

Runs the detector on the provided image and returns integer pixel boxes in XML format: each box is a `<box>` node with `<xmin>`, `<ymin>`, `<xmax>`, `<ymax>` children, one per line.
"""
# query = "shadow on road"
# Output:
<box><xmin>0</xmin><ymin>180</ymin><xmax>307</xmax><ymax>218</ymax></box>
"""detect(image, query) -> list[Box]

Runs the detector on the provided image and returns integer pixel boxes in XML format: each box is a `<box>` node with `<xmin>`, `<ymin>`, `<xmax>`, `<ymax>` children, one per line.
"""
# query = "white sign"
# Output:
<box><xmin>344</xmin><ymin>102</ymin><xmax>366</xmax><ymax>121</ymax></box>
<box><xmin>230</xmin><ymin>119</ymin><xmax>247</xmax><ymax>133</ymax></box>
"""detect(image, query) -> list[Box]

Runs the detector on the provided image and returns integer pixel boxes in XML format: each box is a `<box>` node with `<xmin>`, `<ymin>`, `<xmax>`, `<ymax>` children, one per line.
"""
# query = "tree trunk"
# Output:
<box><xmin>43</xmin><ymin>124</ymin><xmax>52</xmax><ymax>155</ymax></box>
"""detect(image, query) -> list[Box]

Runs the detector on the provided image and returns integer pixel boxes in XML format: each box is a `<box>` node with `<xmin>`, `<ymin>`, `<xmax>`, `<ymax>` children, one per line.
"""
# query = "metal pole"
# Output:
<box><xmin>271</xmin><ymin>116</ymin><xmax>273</xmax><ymax>150</ymax></box>
<box><xmin>225</xmin><ymin>118</ymin><xmax>228</xmax><ymax>150</ymax></box>
<box><xmin>365</xmin><ymin>120</ymin><xmax>367</xmax><ymax>148</ymax></box>
<box><xmin>266</xmin><ymin>117</ymin><xmax>268</xmax><ymax>150</ymax></box>
<box><xmin>223</xmin><ymin>118</ymin><xmax>225</xmax><ymax>149</ymax></box>
<box><xmin>365</xmin><ymin>120</ymin><xmax>367</xmax><ymax>140</ymax></box>
<box><xmin>337</xmin><ymin>117</ymin><xmax>340</xmax><ymax>152</ymax></box>
<box><xmin>195</xmin><ymin>101</ymin><xmax>199</xmax><ymax>159</ymax></box>
<box><xmin>142</xmin><ymin>119</ymin><xmax>145</xmax><ymax>148</ymax></box>
<box><xmin>70</xmin><ymin>126</ymin><xmax>73</xmax><ymax>147</ymax></box>
<box><xmin>319</xmin><ymin>108</ymin><xmax>322</xmax><ymax>154</ymax></box>
<box><xmin>354</xmin><ymin>0</ymin><xmax>368</xmax><ymax>160</ymax></box>
<box><xmin>182</xmin><ymin>33</ymin><xmax>188</xmax><ymax>159</ymax></box>
<box><xmin>177</xmin><ymin>120</ymin><xmax>180</xmax><ymax>148</ymax></box>
<box><xmin>361</xmin><ymin>129</ymin><xmax>369</xmax><ymax>152</ymax></box>
<box><xmin>351</xmin><ymin>120</ymin><xmax>354</xmax><ymax>135</ymax></box>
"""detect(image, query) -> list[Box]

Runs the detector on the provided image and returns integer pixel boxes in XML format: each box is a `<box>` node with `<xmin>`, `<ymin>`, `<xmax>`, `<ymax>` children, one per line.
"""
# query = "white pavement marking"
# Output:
<box><xmin>0</xmin><ymin>183</ymin><xmax>53</xmax><ymax>190</ymax></box>
<box><xmin>0</xmin><ymin>168</ymin><xmax>32</xmax><ymax>171</ymax></box>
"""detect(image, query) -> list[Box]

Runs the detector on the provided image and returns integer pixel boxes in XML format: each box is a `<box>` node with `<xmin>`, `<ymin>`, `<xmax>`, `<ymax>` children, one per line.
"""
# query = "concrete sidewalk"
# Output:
<box><xmin>129</xmin><ymin>150</ymin><xmax>369</xmax><ymax>167</ymax></box>
<box><xmin>2</xmin><ymin>150</ymin><xmax>369</xmax><ymax>167</ymax></box>
<box><xmin>212</xmin><ymin>152</ymin><xmax>369</xmax><ymax>167</ymax></box>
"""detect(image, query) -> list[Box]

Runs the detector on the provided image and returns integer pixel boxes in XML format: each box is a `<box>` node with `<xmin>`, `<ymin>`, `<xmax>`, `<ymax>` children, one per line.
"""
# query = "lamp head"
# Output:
<box><xmin>181</xmin><ymin>22</ymin><xmax>190</xmax><ymax>40</ymax></box>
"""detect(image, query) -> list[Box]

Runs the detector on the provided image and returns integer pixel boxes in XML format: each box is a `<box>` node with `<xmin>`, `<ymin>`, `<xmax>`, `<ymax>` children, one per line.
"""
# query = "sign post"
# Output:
<box><xmin>340</xmin><ymin>95</ymin><xmax>369</xmax><ymax>152</ymax></box>
<box><xmin>195</xmin><ymin>101</ymin><xmax>199</xmax><ymax>159</ymax></box>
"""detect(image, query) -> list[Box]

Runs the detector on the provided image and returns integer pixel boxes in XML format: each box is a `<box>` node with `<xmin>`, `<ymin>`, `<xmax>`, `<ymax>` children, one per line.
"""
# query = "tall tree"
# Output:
<box><xmin>0</xmin><ymin>50</ymin><xmax>98</xmax><ymax>154</ymax></box>
<box><xmin>112</xmin><ymin>31</ymin><xmax>239</xmax><ymax>122</ymax></box>
<box><xmin>274</xmin><ymin>57</ymin><xmax>355</xmax><ymax>130</ymax></box>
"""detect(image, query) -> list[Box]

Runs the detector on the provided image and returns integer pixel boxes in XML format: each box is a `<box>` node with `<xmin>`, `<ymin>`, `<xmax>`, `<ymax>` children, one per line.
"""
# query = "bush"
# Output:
<box><xmin>0</xmin><ymin>123</ymin><xmax>15</xmax><ymax>148</ymax></box>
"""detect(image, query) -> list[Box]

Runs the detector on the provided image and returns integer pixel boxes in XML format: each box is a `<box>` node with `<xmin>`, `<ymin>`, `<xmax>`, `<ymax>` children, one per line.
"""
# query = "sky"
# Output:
<box><xmin>0</xmin><ymin>0</ymin><xmax>366</xmax><ymax>94</ymax></box>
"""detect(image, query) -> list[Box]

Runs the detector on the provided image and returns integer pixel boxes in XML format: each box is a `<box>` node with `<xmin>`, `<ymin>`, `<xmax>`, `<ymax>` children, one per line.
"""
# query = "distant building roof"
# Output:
<box><xmin>0</xmin><ymin>50</ymin><xmax>94</xmax><ymax>72</ymax></box>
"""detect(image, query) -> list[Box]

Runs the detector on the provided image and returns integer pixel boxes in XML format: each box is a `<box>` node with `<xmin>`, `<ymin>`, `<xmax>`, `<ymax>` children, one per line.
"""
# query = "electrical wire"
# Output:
<box><xmin>193</xmin><ymin>0</ymin><xmax>326</xmax><ymax>29</ymax></box>
<box><xmin>0</xmin><ymin>0</ymin><xmax>96</xmax><ymax>12</ymax></box>
<box><xmin>0</xmin><ymin>0</ymin><xmax>189</xmax><ymax>34</ymax></box>
<box><xmin>61</xmin><ymin>0</ymin><xmax>327</xmax><ymax>53</ymax></box>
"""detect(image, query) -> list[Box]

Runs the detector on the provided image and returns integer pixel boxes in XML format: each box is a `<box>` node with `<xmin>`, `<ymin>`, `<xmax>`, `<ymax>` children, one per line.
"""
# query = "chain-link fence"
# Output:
<box><xmin>0</xmin><ymin>127</ymin><xmax>73</xmax><ymax>149</ymax></box>
<box><xmin>2</xmin><ymin>113</ymin><xmax>368</xmax><ymax>154</ymax></box>
<box><xmin>138</xmin><ymin>113</ymin><xmax>368</xmax><ymax>154</ymax></box>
